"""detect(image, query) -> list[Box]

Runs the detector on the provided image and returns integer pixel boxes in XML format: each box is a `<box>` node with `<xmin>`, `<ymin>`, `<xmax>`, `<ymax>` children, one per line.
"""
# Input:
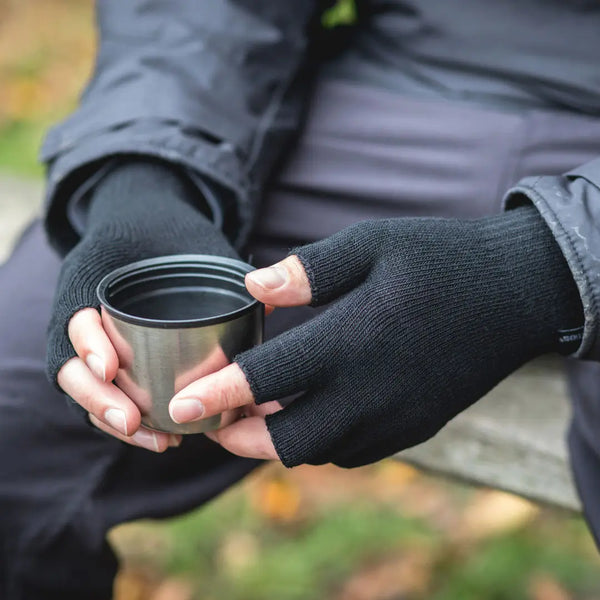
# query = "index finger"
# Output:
<box><xmin>169</xmin><ymin>363</ymin><xmax>254</xmax><ymax>424</ymax></box>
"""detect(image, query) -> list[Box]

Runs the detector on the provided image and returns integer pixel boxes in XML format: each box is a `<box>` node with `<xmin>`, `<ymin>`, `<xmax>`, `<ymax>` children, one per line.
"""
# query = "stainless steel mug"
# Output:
<box><xmin>97</xmin><ymin>254</ymin><xmax>263</xmax><ymax>434</ymax></box>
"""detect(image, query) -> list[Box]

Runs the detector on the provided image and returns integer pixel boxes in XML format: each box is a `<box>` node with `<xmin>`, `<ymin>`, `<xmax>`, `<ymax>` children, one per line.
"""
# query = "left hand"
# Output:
<box><xmin>50</xmin><ymin>159</ymin><xmax>244</xmax><ymax>452</ymax></box>
<box><xmin>170</xmin><ymin>212</ymin><xmax>580</xmax><ymax>467</ymax></box>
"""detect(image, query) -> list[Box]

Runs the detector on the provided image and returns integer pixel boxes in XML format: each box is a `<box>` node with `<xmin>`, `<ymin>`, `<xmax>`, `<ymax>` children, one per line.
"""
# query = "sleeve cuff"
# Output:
<box><xmin>502</xmin><ymin>174</ymin><xmax>598</xmax><ymax>361</ymax></box>
<box><xmin>42</xmin><ymin>120</ymin><xmax>254</xmax><ymax>255</ymax></box>
<box><xmin>65</xmin><ymin>159</ymin><xmax>226</xmax><ymax>239</ymax></box>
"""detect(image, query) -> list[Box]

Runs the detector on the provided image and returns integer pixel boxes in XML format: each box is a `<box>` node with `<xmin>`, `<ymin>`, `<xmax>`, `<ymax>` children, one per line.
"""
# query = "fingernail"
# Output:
<box><xmin>170</xmin><ymin>398</ymin><xmax>205</xmax><ymax>424</ymax></box>
<box><xmin>169</xmin><ymin>434</ymin><xmax>182</xmax><ymax>448</ymax></box>
<box><xmin>86</xmin><ymin>353</ymin><xmax>106</xmax><ymax>382</ymax></box>
<box><xmin>131</xmin><ymin>429</ymin><xmax>160</xmax><ymax>452</ymax></box>
<box><xmin>248</xmin><ymin>266</ymin><xmax>286</xmax><ymax>290</ymax></box>
<box><xmin>104</xmin><ymin>408</ymin><xmax>128</xmax><ymax>436</ymax></box>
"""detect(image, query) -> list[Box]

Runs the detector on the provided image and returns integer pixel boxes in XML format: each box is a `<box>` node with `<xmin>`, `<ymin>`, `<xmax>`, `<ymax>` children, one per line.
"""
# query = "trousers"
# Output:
<box><xmin>2</xmin><ymin>78</ymin><xmax>600</xmax><ymax>598</ymax></box>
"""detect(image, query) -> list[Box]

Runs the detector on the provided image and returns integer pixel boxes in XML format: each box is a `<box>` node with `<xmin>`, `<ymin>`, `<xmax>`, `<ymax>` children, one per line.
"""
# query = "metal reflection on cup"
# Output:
<box><xmin>97</xmin><ymin>254</ymin><xmax>264</xmax><ymax>434</ymax></box>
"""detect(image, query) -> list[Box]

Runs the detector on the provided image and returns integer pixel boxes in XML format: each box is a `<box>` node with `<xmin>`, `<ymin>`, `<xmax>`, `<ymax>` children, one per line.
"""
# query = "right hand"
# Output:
<box><xmin>47</xmin><ymin>159</ymin><xmax>240</xmax><ymax>451</ymax></box>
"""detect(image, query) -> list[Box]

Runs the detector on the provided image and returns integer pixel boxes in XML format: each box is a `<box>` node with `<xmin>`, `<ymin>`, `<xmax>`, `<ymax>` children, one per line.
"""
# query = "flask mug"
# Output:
<box><xmin>97</xmin><ymin>254</ymin><xmax>263</xmax><ymax>434</ymax></box>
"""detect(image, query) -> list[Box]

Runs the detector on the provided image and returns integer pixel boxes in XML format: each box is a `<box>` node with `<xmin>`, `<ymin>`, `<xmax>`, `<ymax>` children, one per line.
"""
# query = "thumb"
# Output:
<box><xmin>245</xmin><ymin>255</ymin><xmax>312</xmax><ymax>307</ymax></box>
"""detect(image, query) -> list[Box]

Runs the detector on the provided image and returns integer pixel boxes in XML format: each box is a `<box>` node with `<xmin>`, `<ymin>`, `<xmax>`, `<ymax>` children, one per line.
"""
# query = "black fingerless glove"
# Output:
<box><xmin>235</xmin><ymin>207</ymin><xmax>584</xmax><ymax>468</ymax></box>
<box><xmin>47</xmin><ymin>159</ymin><xmax>238</xmax><ymax>385</ymax></box>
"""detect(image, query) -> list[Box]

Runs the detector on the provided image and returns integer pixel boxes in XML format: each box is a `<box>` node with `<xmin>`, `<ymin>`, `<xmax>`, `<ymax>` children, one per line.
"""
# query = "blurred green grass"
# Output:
<box><xmin>162</xmin><ymin>503</ymin><xmax>432</xmax><ymax>599</ymax></box>
<box><xmin>112</xmin><ymin>465</ymin><xmax>600</xmax><ymax>600</ymax></box>
<box><xmin>323</xmin><ymin>0</ymin><xmax>357</xmax><ymax>27</ymax></box>
<box><xmin>0</xmin><ymin>120</ymin><xmax>47</xmax><ymax>177</ymax></box>
<box><xmin>0</xmin><ymin>0</ymin><xmax>94</xmax><ymax>177</ymax></box>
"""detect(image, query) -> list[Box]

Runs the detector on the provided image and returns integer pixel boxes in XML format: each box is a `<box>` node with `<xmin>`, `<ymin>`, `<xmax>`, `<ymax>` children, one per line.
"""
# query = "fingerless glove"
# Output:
<box><xmin>47</xmin><ymin>159</ymin><xmax>238</xmax><ymax>385</ymax></box>
<box><xmin>235</xmin><ymin>206</ymin><xmax>583</xmax><ymax>468</ymax></box>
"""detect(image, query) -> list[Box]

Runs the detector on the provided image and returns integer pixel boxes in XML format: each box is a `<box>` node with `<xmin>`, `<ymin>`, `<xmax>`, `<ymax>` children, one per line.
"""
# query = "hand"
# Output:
<box><xmin>48</xmin><ymin>159</ymin><xmax>240</xmax><ymax>452</ymax></box>
<box><xmin>170</xmin><ymin>207</ymin><xmax>583</xmax><ymax>467</ymax></box>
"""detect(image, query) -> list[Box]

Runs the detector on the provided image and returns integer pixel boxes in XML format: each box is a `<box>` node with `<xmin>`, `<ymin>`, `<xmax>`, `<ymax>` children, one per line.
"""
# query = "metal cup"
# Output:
<box><xmin>97</xmin><ymin>254</ymin><xmax>263</xmax><ymax>434</ymax></box>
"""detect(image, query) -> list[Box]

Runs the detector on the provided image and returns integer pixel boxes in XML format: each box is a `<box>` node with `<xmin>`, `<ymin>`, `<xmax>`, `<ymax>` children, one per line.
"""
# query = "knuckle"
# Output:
<box><xmin>67</xmin><ymin>327</ymin><xmax>87</xmax><ymax>352</ymax></box>
<box><xmin>217</xmin><ymin>367</ymin><xmax>250</xmax><ymax>412</ymax></box>
<box><xmin>57</xmin><ymin>355</ymin><xmax>76</xmax><ymax>378</ymax></box>
<box><xmin>68</xmin><ymin>308</ymin><xmax>99</xmax><ymax>337</ymax></box>
<box><xmin>219</xmin><ymin>392</ymin><xmax>235</xmax><ymax>413</ymax></box>
<box><xmin>219</xmin><ymin>383</ymin><xmax>240</xmax><ymax>412</ymax></box>
<box><xmin>81</xmin><ymin>388</ymin><xmax>108</xmax><ymax>417</ymax></box>
<box><xmin>286</xmin><ymin>255</ymin><xmax>307</xmax><ymax>280</ymax></box>
<box><xmin>69</xmin><ymin>307</ymin><xmax>94</xmax><ymax>327</ymax></box>
<box><xmin>56</xmin><ymin>357</ymin><xmax>81</xmax><ymax>391</ymax></box>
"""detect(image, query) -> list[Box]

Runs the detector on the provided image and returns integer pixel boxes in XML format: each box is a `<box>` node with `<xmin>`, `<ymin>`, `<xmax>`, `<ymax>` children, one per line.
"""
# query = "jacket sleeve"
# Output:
<box><xmin>41</xmin><ymin>0</ymin><xmax>333</xmax><ymax>254</ymax></box>
<box><xmin>504</xmin><ymin>157</ymin><xmax>600</xmax><ymax>361</ymax></box>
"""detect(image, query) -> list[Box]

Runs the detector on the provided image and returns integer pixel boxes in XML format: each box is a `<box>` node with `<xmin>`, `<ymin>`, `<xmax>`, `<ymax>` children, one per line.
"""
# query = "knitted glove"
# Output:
<box><xmin>235</xmin><ymin>206</ymin><xmax>584</xmax><ymax>468</ymax></box>
<box><xmin>47</xmin><ymin>159</ymin><xmax>238</xmax><ymax>385</ymax></box>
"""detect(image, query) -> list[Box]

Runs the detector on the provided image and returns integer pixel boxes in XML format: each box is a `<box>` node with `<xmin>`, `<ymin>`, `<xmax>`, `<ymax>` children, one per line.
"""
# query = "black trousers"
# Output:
<box><xmin>3</xmin><ymin>79</ymin><xmax>600</xmax><ymax>598</ymax></box>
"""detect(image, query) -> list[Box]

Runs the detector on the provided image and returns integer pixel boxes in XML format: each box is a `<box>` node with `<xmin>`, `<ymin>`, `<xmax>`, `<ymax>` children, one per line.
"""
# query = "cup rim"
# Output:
<box><xmin>97</xmin><ymin>254</ymin><xmax>261</xmax><ymax>329</ymax></box>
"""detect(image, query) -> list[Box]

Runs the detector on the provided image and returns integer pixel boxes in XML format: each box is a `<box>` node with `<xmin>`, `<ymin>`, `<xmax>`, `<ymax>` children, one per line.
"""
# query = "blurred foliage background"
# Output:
<box><xmin>0</xmin><ymin>0</ymin><xmax>95</xmax><ymax>176</ymax></box>
<box><xmin>1</xmin><ymin>1</ymin><xmax>600</xmax><ymax>598</ymax></box>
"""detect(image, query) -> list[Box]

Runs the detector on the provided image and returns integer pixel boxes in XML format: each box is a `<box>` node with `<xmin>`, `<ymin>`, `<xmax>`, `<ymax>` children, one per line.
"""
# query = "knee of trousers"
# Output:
<box><xmin>1</xmin><ymin>514</ymin><xmax>118</xmax><ymax>600</ymax></box>
<box><xmin>0</xmin><ymin>423</ymin><xmax>121</xmax><ymax>599</ymax></box>
<box><xmin>0</xmin><ymin>364</ymin><xmax>122</xmax><ymax>599</ymax></box>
